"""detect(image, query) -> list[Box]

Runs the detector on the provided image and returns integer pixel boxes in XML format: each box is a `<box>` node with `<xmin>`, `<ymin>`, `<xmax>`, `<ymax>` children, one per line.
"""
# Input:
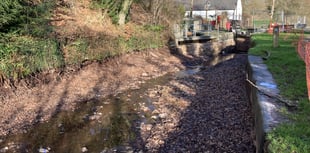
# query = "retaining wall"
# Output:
<box><xmin>247</xmin><ymin>55</ymin><xmax>286</xmax><ymax>153</ymax></box>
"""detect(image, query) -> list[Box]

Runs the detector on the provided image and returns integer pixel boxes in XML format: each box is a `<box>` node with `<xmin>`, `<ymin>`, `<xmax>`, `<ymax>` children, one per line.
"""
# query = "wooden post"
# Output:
<box><xmin>273</xmin><ymin>26</ymin><xmax>279</xmax><ymax>47</ymax></box>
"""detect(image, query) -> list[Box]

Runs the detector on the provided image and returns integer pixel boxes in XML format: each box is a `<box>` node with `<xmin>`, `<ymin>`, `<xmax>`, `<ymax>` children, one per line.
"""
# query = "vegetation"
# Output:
<box><xmin>0</xmin><ymin>0</ymin><xmax>62</xmax><ymax>82</ymax></box>
<box><xmin>92</xmin><ymin>0</ymin><xmax>133</xmax><ymax>25</ymax></box>
<box><xmin>64</xmin><ymin>27</ymin><xmax>165</xmax><ymax>65</ymax></box>
<box><xmin>0</xmin><ymin>0</ymin><xmax>182</xmax><ymax>86</ymax></box>
<box><xmin>249</xmin><ymin>33</ymin><xmax>310</xmax><ymax>153</ymax></box>
<box><xmin>242</xmin><ymin>0</ymin><xmax>310</xmax><ymax>29</ymax></box>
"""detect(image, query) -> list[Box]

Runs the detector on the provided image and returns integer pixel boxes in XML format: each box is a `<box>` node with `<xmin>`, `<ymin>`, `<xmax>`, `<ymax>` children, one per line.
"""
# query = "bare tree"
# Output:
<box><xmin>242</xmin><ymin>0</ymin><xmax>309</xmax><ymax>25</ymax></box>
<box><xmin>270</xmin><ymin>0</ymin><xmax>275</xmax><ymax>21</ymax></box>
<box><xmin>118</xmin><ymin>0</ymin><xmax>133</xmax><ymax>25</ymax></box>
<box><xmin>140</xmin><ymin>0</ymin><xmax>184</xmax><ymax>25</ymax></box>
<box><xmin>149</xmin><ymin>0</ymin><xmax>164</xmax><ymax>25</ymax></box>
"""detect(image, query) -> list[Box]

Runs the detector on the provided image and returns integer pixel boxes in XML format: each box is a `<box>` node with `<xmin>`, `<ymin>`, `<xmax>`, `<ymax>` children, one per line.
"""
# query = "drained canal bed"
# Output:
<box><xmin>0</xmin><ymin>53</ymin><xmax>255</xmax><ymax>152</ymax></box>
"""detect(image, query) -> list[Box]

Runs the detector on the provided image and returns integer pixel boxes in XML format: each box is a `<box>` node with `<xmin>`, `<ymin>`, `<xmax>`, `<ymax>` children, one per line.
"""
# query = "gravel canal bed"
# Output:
<box><xmin>135</xmin><ymin>54</ymin><xmax>255</xmax><ymax>152</ymax></box>
<box><xmin>0</xmin><ymin>48</ymin><xmax>255</xmax><ymax>152</ymax></box>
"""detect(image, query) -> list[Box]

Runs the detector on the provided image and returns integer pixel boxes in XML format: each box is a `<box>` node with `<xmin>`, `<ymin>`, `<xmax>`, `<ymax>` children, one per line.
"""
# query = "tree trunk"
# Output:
<box><xmin>270</xmin><ymin>0</ymin><xmax>275</xmax><ymax>21</ymax></box>
<box><xmin>118</xmin><ymin>0</ymin><xmax>133</xmax><ymax>25</ymax></box>
<box><xmin>151</xmin><ymin>0</ymin><xmax>163</xmax><ymax>25</ymax></box>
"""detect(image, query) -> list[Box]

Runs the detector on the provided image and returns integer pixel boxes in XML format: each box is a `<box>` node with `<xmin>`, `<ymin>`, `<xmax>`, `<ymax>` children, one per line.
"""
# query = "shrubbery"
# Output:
<box><xmin>0</xmin><ymin>0</ymin><xmax>175</xmax><ymax>85</ymax></box>
<box><xmin>0</xmin><ymin>0</ymin><xmax>61</xmax><ymax>82</ymax></box>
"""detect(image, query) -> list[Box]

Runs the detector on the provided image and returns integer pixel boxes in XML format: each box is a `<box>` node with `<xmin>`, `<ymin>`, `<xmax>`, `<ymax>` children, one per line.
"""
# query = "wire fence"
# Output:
<box><xmin>297</xmin><ymin>31</ymin><xmax>310</xmax><ymax>100</ymax></box>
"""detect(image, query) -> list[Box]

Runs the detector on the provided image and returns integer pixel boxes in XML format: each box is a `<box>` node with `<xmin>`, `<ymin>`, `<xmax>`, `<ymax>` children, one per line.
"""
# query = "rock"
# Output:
<box><xmin>0</xmin><ymin>146</ymin><xmax>8</xmax><ymax>153</ymax></box>
<box><xmin>158</xmin><ymin>113</ymin><xmax>167</xmax><ymax>119</ymax></box>
<box><xmin>151</xmin><ymin>115</ymin><xmax>159</xmax><ymax>120</ymax></box>
<box><xmin>82</xmin><ymin>146</ymin><xmax>88</xmax><ymax>152</ymax></box>
<box><xmin>142</xmin><ymin>72</ymin><xmax>148</xmax><ymax>77</ymax></box>
<box><xmin>100</xmin><ymin>150</ymin><xmax>107</xmax><ymax>153</ymax></box>
<box><xmin>103</xmin><ymin>101</ymin><xmax>110</xmax><ymax>105</ymax></box>
<box><xmin>88</xmin><ymin>113</ymin><xmax>102</xmax><ymax>121</ymax></box>
<box><xmin>140</xmin><ymin>123</ymin><xmax>153</xmax><ymax>131</ymax></box>
<box><xmin>38</xmin><ymin>147</ymin><xmax>50</xmax><ymax>153</ymax></box>
<box><xmin>141</xmin><ymin>106</ymin><xmax>150</xmax><ymax>112</ymax></box>
<box><xmin>144</xmin><ymin>124</ymin><xmax>153</xmax><ymax>131</ymax></box>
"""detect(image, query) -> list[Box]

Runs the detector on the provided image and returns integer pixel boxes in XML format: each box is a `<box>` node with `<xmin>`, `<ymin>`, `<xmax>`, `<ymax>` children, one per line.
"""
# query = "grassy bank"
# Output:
<box><xmin>0</xmin><ymin>1</ymin><xmax>166</xmax><ymax>84</ymax></box>
<box><xmin>249</xmin><ymin>33</ymin><xmax>310</xmax><ymax>152</ymax></box>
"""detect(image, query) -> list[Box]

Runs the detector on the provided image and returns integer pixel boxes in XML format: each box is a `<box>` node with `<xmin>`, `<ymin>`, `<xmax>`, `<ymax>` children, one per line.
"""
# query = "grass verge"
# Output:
<box><xmin>249</xmin><ymin>33</ymin><xmax>310</xmax><ymax>153</ymax></box>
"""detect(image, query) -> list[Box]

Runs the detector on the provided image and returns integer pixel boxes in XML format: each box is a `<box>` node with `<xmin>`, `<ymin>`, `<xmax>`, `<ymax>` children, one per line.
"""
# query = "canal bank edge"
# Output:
<box><xmin>247</xmin><ymin>55</ymin><xmax>287</xmax><ymax>153</ymax></box>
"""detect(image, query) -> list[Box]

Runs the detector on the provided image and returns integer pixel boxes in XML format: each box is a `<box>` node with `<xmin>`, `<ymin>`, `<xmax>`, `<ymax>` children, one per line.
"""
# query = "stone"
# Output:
<box><xmin>142</xmin><ymin>73</ymin><xmax>148</xmax><ymax>77</ymax></box>
<box><xmin>82</xmin><ymin>146</ymin><xmax>88</xmax><ymax>152</ymax></box>
<box><xmin>158</xmin><ymin>113</ymin><xmax>167</xmax><ymax>119</ymax></box>
<box><xmin>151</xmin><ymin>115</ymin><xmax>159</xmax><ymax>120</ymax></box>
<box><xmin>38</xmin><ymin>147</ymin><xmax>50</xmax><ymax>153</ymax></box>
<box><xmin>0</xmin><ymin>146</ymin><xmax>9</xmax><ymax>153</ymax></box>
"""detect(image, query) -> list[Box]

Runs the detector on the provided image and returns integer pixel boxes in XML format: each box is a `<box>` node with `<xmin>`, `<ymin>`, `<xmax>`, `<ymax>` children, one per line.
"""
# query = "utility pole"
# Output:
<box><xmin>205</xmin><ymin>0</ymin><xmax>210</xmax><ymax>34</ymax></box>
<box><xmin>190</xmin><ymin>0</ymin><xmax>194</xmax><ymax>18</ymax></box>
<box><xmin>252</xmin><ymin>9</ymin><xmax>255</xmax><ymax>30</ymax></box>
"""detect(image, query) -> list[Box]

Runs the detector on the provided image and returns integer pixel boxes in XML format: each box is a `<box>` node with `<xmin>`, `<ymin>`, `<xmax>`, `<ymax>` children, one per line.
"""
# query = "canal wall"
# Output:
<box><xmin>175</xmin><ymin>32</ymin><xmax>235</xmax><ymax>57</ymax></box>
<box><xmin>246</xmin><ymin>55</ymin><xmax>286</xmax><ymax>153</ymax></box>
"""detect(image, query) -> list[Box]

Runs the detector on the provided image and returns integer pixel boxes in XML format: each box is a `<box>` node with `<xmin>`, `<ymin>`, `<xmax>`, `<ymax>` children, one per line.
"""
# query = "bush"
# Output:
<box><xmin>0</xmin><ymin>34</ymin><xmax>64</xmax><ymax>80</ymax></box>
<box><xmin>0</xmin><ymin>0</ymin><xmax>59</xmax><ymax>82</ymax></box>
<box><xmin>0</xmin><ymin>0</ymin><xmax>23</xmax><ymax>32</ymax></box>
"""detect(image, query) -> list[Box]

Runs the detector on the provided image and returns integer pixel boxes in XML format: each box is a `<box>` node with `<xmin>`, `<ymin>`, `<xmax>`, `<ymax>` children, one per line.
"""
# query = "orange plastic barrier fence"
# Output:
<box><xmin>297</xmin><ymin>32</ymin><xmax>310</xmax><ymax>100</ymax></box>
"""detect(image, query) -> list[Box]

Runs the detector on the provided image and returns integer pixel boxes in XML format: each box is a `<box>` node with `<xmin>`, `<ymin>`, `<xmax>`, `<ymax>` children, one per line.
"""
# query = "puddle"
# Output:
<box><xmin>259</xmin><ymin>82</ymin><xmax>277</xmax><ymax>89</ymax></box>
<box><xmin>175</xmin><ymin>66</ymin><xmax>201</xmax><ymax>78</ymax></box>
<box><xmin>0</xmin><ymin>74</ymin><xmax>172</xmax><ymax>153</ymax></box>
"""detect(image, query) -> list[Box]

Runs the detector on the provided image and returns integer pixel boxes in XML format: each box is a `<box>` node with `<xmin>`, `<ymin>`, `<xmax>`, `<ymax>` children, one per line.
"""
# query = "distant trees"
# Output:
<box><xmin>242</xmin><ymin>0</ymin><xmax>309</xmax><ymax>24</ymax></box>
<box><xmin>295</xmin><ymin>0</ymin><xmax>310</xmax><ymax>17</ymax></box>
<box><xmin>265</xmin><ymin>0</ymin><xmax>299</xmax><ymax>15</ymax></box>
<box><xmin>265</xmin><ymin>0</ymin><xmax>310</xmax><ymax>24</ymax></box>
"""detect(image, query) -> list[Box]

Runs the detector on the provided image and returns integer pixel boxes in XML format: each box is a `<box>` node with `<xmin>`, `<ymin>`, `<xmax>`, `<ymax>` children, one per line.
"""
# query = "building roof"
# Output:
<box><xmin>177</xmin><ymin>0</ymin><xmax>238</xmax><ymax>11</ymax></box>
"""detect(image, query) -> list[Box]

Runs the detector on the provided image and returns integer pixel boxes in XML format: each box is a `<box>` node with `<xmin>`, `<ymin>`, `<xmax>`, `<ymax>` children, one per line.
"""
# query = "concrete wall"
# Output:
<box><xmin>246</xmin><ymin>61</ymin><xmax>264</xmax><ymax>153</ymax></box>
<box><xmin>246</xmin><ymin>55</ymin><xmax>287</xmax><ymax>153</ymax></box>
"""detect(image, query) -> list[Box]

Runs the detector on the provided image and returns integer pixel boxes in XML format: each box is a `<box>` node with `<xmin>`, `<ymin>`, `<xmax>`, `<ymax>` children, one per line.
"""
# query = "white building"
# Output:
<box><xmin>181</xmin><ymin>0</ymin><xmax>242</xmax><ymax>21</ymax></box>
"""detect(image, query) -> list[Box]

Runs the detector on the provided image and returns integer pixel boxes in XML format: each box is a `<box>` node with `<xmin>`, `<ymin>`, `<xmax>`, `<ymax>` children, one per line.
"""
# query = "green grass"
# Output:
<box><xmin>249</xmin><ymin>33</ymin><xmax>310</xmax><ymax>153</ymax></box>
<box><xmin>0</xmin><ymin>1</ymin><xmax>63</xmax><ymax>80</ymax></box>
<box><xmin>254</xmin><ymin>20</ymin><xmax>270</xmax><ymax>28</ymax></box>
<box><xmin>0</xmin><ymin>34</ymin><xmax>64</xmax><ymax>79</ymax></box>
